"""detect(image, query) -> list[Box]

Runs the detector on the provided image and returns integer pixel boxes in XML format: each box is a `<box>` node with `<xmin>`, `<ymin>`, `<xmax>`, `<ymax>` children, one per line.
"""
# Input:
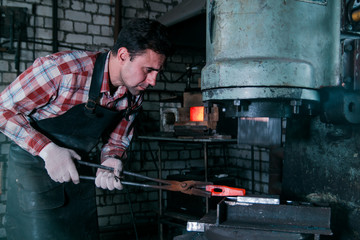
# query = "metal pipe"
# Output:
<box><xmin>259</xmin><ymin>148</ymin><xmax>263</xmax><ymax>192</ymax></box>
<box><xmin>15</xmin><ymin>28</ymin><xmax>21</xmax><ymax>76</ymax></box>
<box><xmin>32</xmin><ymin>3</ymin><xmax>36</xmax><ymax>60</ymax></box>
<box><xmin>114</xmin><ymin>0</ymin><xmax>122</xmax><ymax>42</ymax></box>
<box><xmin>52</xmin><ymin>0</ymin><xmax>58</xmax><ymax>53</ymax></box>
<box><xmin>9</xmin><ymin>10</ymin><xmax>14</xmax><ymax>52</ymax></box>
<box><xmin>158</xmin><ymin>146</ymin><xmax>163</xmax><ymax>240</ymax></box>
<box><xmin>204</xmin><ymin>142</ymin><xmax>208</xmax><ymax>213</ymax></box>
<box><xmin>251</xmin><ymin>146</ymin><xmax>255</xmax><ymax>194</ymax></box>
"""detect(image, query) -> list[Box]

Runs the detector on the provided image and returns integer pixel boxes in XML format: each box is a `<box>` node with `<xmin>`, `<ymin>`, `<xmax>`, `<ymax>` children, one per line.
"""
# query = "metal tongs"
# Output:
<box><xmin>77</xmin><ymin>160</ymin><xmax>246</xmax><ymax>198</ymax></box>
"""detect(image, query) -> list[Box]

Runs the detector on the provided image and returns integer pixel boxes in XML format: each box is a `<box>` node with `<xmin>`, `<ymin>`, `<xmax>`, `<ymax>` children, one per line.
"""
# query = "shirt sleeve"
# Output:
<box><xmin>0</xmin><ymin>56</ymin><xmax>60</xmax><ymax>156</ymax></box>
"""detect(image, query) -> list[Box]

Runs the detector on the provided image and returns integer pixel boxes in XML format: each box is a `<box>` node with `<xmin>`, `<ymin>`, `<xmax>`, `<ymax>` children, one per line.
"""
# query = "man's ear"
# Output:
<box><xmin>117</xmin><ymin>47</ymin><xmax>129</xmax><ymax>61</ymax></box>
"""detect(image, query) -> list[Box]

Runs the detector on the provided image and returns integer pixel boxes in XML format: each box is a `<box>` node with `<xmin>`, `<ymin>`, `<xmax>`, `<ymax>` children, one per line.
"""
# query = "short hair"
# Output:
<box><xmin>111</xmin><ymin>18</ymin><xmax>173</xmax><ymax>59</ymax></box>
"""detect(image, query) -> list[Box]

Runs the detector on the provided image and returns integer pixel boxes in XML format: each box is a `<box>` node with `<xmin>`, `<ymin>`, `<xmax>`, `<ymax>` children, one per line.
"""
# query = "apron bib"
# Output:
<box><xmin>31</xmin><ymin>52</ymin><xmax>125</xmax><ymax>155</ymax></box>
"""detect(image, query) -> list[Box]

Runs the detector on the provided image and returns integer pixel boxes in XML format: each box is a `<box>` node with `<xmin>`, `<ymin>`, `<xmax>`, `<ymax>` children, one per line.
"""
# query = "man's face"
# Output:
<box><xmin>110</xmin><ymin>48</ymin><xmax>166</xmax><ymax>96</ymax></box>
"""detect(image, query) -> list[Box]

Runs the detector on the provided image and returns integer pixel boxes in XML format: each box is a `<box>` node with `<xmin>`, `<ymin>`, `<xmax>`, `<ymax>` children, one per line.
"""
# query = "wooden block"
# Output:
<box><xmin>178</xmin><ymin>107</ymin><xmax>190</xmax><ymax>122</ymax></box>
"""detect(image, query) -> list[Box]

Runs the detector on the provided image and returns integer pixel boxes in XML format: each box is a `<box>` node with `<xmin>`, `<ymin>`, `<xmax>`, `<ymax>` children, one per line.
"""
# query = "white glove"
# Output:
<box><xmin>95</xmin><ymin>158</ymin><xmax>123</xmax><ymax>190</ymax></box>
<box><xmin>39</xmin><ymin>142</ymin><xmax>80</xmax><ymax>184</ymax></box>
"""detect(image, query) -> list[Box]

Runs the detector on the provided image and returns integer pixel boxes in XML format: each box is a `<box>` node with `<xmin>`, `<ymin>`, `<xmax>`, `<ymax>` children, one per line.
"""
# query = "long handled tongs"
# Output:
<box><xmin>77</xmin><ymin>160</ymin><xmax>245</xmax><ymax>198</ymax></box>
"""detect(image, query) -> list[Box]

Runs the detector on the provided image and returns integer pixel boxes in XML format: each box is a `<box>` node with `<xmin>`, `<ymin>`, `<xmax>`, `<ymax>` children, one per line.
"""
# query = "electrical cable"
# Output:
<box><xmin>125</xmin><ymin>187</ymin><xmax>139</xmax><ymax>240</ymax></box>
<box><xmin>162</xmin><ymin>60</ymin><xmax>205</xmax><ymax>83</ymax></box>
<box><xmin>146</xmin><ymin>141</ymin><xmax>159</xmax><ymax>172</ymax></box>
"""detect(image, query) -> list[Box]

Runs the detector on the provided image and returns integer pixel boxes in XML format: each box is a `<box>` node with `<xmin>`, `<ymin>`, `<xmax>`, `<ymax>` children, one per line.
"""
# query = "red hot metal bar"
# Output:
<box><xmin>206</xmin><ymin>185</ymin><xmax>246</xmax><ymax>197</ymax></box>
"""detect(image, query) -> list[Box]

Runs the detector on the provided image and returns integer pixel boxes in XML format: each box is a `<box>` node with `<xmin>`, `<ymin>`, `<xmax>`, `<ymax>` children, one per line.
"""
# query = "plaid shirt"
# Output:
<box><xmin>0</xmin><ymin>50</ymin><xmax>143</xmax><ymax>160</ymax></box>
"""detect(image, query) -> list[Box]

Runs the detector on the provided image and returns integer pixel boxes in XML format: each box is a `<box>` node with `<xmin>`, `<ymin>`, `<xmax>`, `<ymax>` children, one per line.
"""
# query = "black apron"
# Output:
<box><xmin>5</xmin><ymin>52</ymin><xmax>136</xmax><ymax>240</ymax></box>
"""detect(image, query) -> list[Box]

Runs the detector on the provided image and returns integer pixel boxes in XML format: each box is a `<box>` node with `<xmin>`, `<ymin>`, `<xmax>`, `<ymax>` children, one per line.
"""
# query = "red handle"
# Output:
<box><xmin>205</xmin><ymin>185</ymin><xmax>246</xmax><ymax>196</ymax></box>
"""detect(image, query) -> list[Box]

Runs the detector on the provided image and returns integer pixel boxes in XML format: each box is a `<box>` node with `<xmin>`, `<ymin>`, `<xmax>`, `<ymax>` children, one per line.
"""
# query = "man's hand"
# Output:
<box><xmin>39</xmin><ymin>142</ymin><xmax>80</xmax><ymax>184</ymax></box>
<box><xmin>95</xmin><ymin>158</ymin><xmax>123</xmax><ymax>190</ymax></box>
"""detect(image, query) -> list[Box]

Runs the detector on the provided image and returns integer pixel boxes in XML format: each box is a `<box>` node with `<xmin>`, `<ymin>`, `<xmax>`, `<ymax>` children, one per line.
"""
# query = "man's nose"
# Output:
<box><xmin>146</xmin><ymin>72</ymin><xmax>158</xmax><ymax>86</ymax></box>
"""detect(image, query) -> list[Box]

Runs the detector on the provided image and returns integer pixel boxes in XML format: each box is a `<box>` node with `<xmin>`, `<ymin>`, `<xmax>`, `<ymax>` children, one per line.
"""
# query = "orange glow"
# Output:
<box><xmin>190</xmin><ymin>106</ymin><xmax>204</xmax><ymax>121</ymax></box>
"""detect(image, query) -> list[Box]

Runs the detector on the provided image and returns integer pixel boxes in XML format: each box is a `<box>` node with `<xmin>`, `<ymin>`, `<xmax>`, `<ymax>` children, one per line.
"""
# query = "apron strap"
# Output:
<box><xmin>124</xmin><ymin>92</ymin><xmax>144</xmax><ymax>121</ymax></box>
<box><xmin>85</xmin><ymin>52</ymin><xmax>108</xmax><ymax>112</ymax></box>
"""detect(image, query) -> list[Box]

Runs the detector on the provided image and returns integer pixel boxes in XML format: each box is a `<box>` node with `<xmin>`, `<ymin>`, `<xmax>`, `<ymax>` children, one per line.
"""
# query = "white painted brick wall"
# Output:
<box><xmin>36</xmin><ymin>28</ymin><xmax>52</xmax><ymax>40</ymax></box>
<box><xmin>74</xmin><ymin>22</ymin><xmax>87</xmax><ymax>33</ymax></box>
<box><xmin>94</xmin><ymin>0</ymin><xmax>112</xmax><ymax>4</ymax></box>
<box><xmin>58</xmin><ymin>0</ymin><xmax>70</xmax><ymax>8</ymax></box>
<box><xmin>43</xmin><ymin>17</ymin><xmax>52</xmax><ymax>28</ymax></box>
<box><xmin>122</xmin><ymin>0</ymin><xmax>144</xmax><ymax>9</ymax></box>
<box><xmin>98</xmin><ymin>4</ymin><xmax>111</xmax><ymax>15</ymax></box>
<box><xmin>98</xmin><ymin>217</ymin><xmax>108</xmax><ymax>227</ymax></box>
<box><xmin>135</xmin><ymin>9</ymin><xmax>150</xmax><ymax>19</ymax></box>
<box><xmin>2</xmin><ymin>73</ymin><xmax>17</xmax><ymax>84</ymax></box>
<box><xmin>88</xmin><ymin>24</ymin><xmax>101</xmax><ymax>35</ymax></box>
<box><xmin>0</xmin><ymin>61</ymin><xmax>8</xmax><ymax>72</ymax></box>
<box><xmin>152</xmin><ymin>81</ymin><xmax>165</xmax><ymax>90</ymax></box>
<box><xmin>93</xmin><ymin>15</ymin><xmax>109</xmax><ymax>26</ymax></box>
<box><xmin>65</xmin><ymin>33</ymin><xmax>93</xmax><ymax>44</ymax></box>
<box><xmin>109</xmin><ymin>215</ymin><xmax>121</xmax><ymax>225</ymax></box>
<box><xmin>98</xmin><ymin>205</ymin><xmax>116</xmax><ymax>216</ymax></box>
<box><xmin>65</xmin><ymin>10</ymin><xmax>92</xmax><ymax>22</ymax></box>
<box><xmin>149</xmin><ymin>1</ymin><xmax>168</xmax><ymax>12</ymax></box>
<box><xmin>35</xmin><ymin>5</ymin><xmax>52</xmax><ymax>17</ymax></box>
<box><xmin>124</xmin><ymin>8</ymin><xmax>136</xmax><ymax>18</ymax></box>
<box><xmin>85</xmin><ymin>2</ymin><xmax>98</xmax><ymax>13</ymax></box>
<box><xmin>141</xmin><ymin>102</ymin><xmax>160</xmax><ymax>111</ymax></box>
<box><xmin>93</xmin><ymin>36</ymin><xmax>114</xmax><ymax>47</ymax></box>
<box><xmin>165</xmin><ymin>82</ymin><xmax>186</xmax><ymax>91</ymax></box>
<box><xmin>60</xmin><ymin>20</ymin><xmax>73</xmax><ymax>32</ymax></box>
<box><xmin>70</xmin><ymin>0</ymin><xmax>84</xmax><ymax>10</ymax></box>
<box><xmin>101</xmin><ymin>26</ymin><xmax>113</xmax><ymax>36</ymax></box>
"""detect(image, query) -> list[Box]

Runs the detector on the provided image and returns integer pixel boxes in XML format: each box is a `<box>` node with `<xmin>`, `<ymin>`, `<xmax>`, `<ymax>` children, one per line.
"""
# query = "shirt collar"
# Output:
<box><xmin>100</xmin><ymin>51</ymin><xmax>128</xmax><ymax>99</ymax></box>
<box><xmin>99</xmin><ymin>51</ymin><xmax>143</xmax><ymax>105</ymax></box>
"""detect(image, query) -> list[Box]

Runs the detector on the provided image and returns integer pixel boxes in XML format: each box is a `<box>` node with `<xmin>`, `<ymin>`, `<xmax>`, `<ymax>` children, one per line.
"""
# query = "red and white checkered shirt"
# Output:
<box><xmin>0</xmin><ymin>50</ymin><xmax>143</xmax><ymax>160</ymax></box>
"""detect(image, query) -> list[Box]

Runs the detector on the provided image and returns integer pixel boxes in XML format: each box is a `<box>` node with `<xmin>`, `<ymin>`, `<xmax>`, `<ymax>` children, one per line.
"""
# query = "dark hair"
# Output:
<box><xmin>111</xmin><ymin>18</ymin><xmax>173</xmax><ymax>59</ymax></box>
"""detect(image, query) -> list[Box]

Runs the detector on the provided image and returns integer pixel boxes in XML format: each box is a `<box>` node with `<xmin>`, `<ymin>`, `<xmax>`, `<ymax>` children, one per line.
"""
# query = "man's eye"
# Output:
<box><xmin>146</xmin><ymin>68</ymin><xmax>152</xmax><ymax>73</ymax></box>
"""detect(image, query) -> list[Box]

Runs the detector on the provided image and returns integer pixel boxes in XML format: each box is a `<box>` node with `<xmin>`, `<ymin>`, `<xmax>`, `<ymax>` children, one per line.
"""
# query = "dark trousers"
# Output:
<box><xmin>5</xmin><ymin>143</ymin><xmax>99</xmax><ymax>240</ymax></box>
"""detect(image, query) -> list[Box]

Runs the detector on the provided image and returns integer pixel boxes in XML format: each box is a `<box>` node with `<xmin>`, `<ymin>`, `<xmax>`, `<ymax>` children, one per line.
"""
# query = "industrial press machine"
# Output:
<box><xmin>160</xmin><ymin>0</ymin><xmax>360</xmax><ymax>239</ymax></box>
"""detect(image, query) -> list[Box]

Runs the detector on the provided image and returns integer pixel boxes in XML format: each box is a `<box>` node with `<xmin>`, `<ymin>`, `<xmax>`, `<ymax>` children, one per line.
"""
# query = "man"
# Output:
<box><xmin>0</xmin><ymin>18</ymin><xmax>173</xmax><ymax>240</ymax></box>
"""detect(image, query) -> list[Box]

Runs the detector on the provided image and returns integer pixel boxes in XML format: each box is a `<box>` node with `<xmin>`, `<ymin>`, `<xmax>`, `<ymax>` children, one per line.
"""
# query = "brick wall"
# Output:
<box><xmin>228</xmin><ymin>144</ymin><xmax>270</xmax><ymax>193</ymax></box>
<box><xmin>0</xmin><ymin>0</ymin><xmax>271</xmax><ymax>239</ymax></box>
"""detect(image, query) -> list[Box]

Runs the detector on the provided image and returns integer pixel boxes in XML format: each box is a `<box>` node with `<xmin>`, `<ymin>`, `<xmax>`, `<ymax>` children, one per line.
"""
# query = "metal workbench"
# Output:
<box><xmin>136</xmin><ymin>135</ymin><xmax>236</xmax><ymax>240</ymax></box>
